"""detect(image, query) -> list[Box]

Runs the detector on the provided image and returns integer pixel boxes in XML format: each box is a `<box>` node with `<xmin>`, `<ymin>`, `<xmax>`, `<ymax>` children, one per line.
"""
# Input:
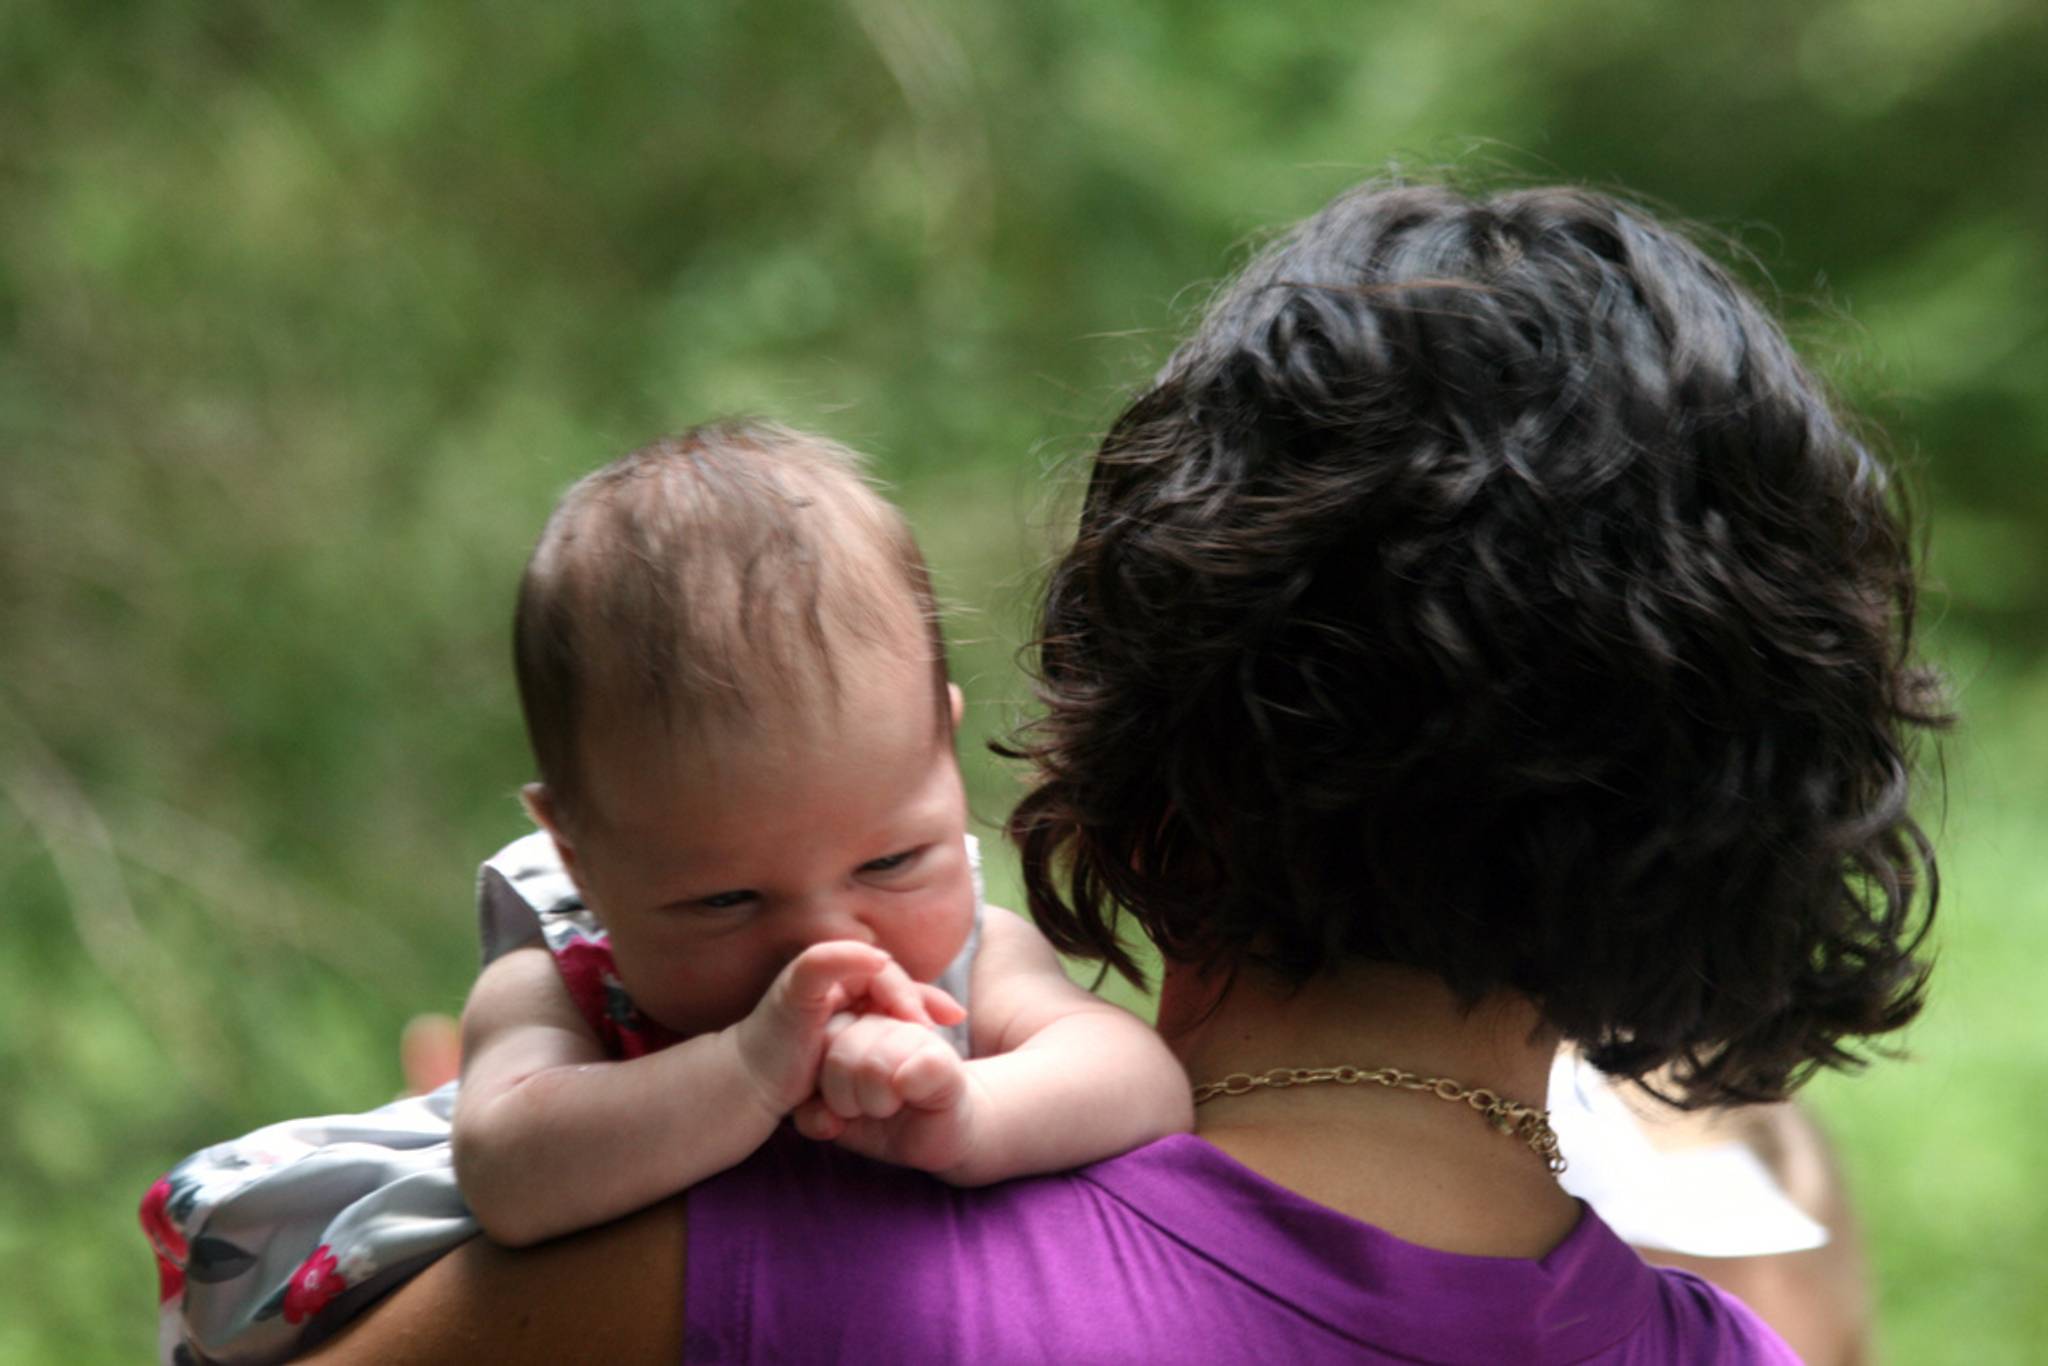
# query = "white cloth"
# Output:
<box><xmin>1551</xmin><ymin>1051</ymin><xmax>1827</xmax><ymax>1256</ymax></box>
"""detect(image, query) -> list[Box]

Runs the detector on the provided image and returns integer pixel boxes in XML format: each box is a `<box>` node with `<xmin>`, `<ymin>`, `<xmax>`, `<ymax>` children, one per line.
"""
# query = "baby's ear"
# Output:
<box><xmin>947</xmin><ymin>682</ymin><xmax>964</xmax><ymax>730</ymax></box>
<box><xmin>521</xmin><ymin>782</ymin><xmax>579</xmax><ymax>881</ymax></box>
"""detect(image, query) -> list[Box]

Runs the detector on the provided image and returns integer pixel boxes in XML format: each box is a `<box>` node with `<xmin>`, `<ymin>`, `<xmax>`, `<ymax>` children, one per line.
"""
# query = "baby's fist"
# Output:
<box><xmin>794</xmin><ymin>1012</ymin><xmax>979</xmax><ymax>1175</ymax></box>
<box><xmin>730</xmin><ymin>943</ymin><xmax>963</xmax><ymax>1116</ymax></box>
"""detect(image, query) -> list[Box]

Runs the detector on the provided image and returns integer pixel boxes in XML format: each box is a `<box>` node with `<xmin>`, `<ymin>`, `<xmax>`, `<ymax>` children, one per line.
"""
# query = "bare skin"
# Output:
<box><xmin>303</xmin><ymin>959</ymin><xmax>1582</xmax><ymax>1364</ymax></box>
<box><xmin>452</xmin><ymin>646</ymin><xmax>1189</xmax><ymax>1247</ymax></box>
<box><xmin>1177</xmin><ymin>970</ymin><xmax>1871</xmax><ymax>1363</ymax></box>
<box><xmin>1161</xmin><ymin>959</ymin><xmax>1583</xmax><ymax>1259</ymax></box>
<box><xmin>298</xmin><ymin>1194</ymin><xmax>688</xmax><ymax>1366</ymax></box>
<box><xmin>384</xmin><ymin>976</ymin><xmax>1868</xmax><ymax>1364</ymax></box>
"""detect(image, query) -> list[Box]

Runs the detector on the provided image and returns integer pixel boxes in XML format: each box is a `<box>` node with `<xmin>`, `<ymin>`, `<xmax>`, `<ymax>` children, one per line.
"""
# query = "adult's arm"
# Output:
<box><xmin>1633</xmin><ymin>1101</ymin><xmax>1871</xmax><ymax>1366</ymax></box>
<box><xmin>296</xmin><ymin>1197</ymin><xmax>688</xmax><ymax>1365</ymax></box>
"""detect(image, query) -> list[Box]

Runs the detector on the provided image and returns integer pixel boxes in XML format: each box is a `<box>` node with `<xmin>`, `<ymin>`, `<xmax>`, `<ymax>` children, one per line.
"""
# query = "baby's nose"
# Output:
<box><xmin>793</xmin><ymin>896</ymin><xmax>877</xmax><ymax>948</ymax></box>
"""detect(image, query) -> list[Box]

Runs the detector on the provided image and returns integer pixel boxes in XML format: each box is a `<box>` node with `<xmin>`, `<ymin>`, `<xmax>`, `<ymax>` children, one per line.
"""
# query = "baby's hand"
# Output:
<box><xmin>729</xmin><ymin>942</ymin><xmax>965</xmax><ymax>1116</ymax></box>
<box><xmin>791</xmin><ymin>1012</ymin><xmax>983</xmax><ymax>1177</ymax></box>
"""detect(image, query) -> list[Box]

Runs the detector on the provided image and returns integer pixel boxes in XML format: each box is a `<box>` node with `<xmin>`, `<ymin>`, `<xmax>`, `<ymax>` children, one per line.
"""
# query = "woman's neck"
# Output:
<box><xmin>1158</xmin><ymin>957</ymin><xmax>1581</xmax><ymax>1257</ymax></box>
<box><xmin>1159</xmin><ymin>958</ymin><xmax>1558</xmax><ymax>1103</ymax></box>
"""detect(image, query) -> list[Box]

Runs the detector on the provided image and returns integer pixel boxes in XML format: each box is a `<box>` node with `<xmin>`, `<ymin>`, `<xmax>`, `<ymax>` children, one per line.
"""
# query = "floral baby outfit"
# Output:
<box><xmin>142</xmin><ymin>831</ymin><xmax>981</xmax><ymax>1366</ymax></box>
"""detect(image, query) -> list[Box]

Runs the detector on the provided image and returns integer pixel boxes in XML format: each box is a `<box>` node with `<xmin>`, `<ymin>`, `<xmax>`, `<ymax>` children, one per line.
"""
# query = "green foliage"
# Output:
<box><xmin>3</xmin><ymin>2</ymin><xmax>2044</xmax><ymax>1359</ymax></box>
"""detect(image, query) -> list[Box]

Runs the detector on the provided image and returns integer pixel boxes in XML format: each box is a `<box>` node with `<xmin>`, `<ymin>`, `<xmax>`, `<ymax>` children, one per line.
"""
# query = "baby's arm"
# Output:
<box><xmin>453</xmin><ymin>939</ymin><xmax>955</xmax><ymax>1246</ymax></box>
<box><xmin>795</xmin><ymin>906</ymin><xmax>1193</xmax><ymax>1185</ymax></box>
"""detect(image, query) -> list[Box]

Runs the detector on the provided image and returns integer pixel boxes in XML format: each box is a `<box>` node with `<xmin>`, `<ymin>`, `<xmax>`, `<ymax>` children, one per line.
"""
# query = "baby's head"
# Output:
<box><xmin>513</xmin><ymin>420</ymin><xmax>974</xmax><ymax>1036</ymax></box>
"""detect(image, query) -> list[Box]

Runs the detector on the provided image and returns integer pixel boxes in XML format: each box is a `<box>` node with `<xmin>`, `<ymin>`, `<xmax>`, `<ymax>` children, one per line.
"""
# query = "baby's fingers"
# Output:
<box><xmin>861</xmin><ymin>959</ymin><xmax>941</xmax><ymax>1027</ymax></box>
<box><xmin>792</xmin><ymin>1097</ymin><xmax>846</xmax><ymax>1142</ymax></box>
<box><xmin>734</xmin><ymin>944</ymin><xmax>894</xmax><ymax>1112</ymax></box>
<box><xmin>817</xmin><ymin>1015</ymin><xmax>897</xmax><ymax>1119</ymax></box>
<box><xmin>918</xmin><ymin>982</ymin><xmax>966</xmax><ymax>1028</ymax></box>
<box><xmin>818</xmin><ymin>1013</ymin><xmax>946</xmax><ymax>1119</ymax></box>
<box><xmin>892</xmin><ymin>1039</ymin><xmax>967</xmax><ymax>1111</ymax></box>
<box><xmin>773</xmin><ymin>942</ymin><xmax>893</xmax><ymax>1023</ymax></box>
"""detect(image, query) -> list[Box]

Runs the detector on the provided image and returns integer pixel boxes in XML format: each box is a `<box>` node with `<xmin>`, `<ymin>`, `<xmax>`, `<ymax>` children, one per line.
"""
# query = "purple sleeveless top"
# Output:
<box><xmin>685</xmin><ymin>1130</ymin><xmax>1798</xmax><ymax>1364</ymax></box>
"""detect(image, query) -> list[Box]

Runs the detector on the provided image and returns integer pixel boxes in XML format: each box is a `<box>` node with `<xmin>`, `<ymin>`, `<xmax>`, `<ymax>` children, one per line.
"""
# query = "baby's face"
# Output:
<box><xmin>558</xmin><ymin>649</ymin><xmax>975</xmax><ymax>1039</ymax></box>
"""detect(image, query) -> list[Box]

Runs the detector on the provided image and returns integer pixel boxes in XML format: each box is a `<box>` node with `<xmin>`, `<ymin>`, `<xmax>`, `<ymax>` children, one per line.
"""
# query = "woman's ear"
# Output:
<box><xmin>521</xmin><ymin>782</ymin><xmax>579</xmax><ymax>882</ymax></box>
<box><xmin>948</xmin><ymin>682</ymin><xmax>964</xmax><ymax>729</ymax></box>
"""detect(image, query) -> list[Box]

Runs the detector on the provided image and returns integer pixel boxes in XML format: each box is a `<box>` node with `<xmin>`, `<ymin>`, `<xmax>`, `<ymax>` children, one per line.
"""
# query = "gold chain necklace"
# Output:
<box><xmin>1192</xmin><ymin>1065</ymin><xmax>1567</xmax><ymax>1175</ymax></box>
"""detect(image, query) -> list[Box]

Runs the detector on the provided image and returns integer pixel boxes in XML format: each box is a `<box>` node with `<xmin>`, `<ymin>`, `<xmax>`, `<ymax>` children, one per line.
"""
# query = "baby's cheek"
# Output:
<box><xmin>908</xmin><ymin>881</ymin><xmax>978</xmax><ymax>981</ymax></box>
<box><xmin>618</xmin><ymin>945</ymin><xmax>767</xmax><ymax>1037</ymax></box>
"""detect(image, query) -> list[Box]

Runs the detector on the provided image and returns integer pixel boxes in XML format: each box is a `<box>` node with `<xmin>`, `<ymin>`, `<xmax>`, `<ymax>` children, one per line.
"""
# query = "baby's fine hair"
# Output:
<box><xmin>515</xmin><ymin>419</ymin><xmax>947</xmax><ymax>820</ymax></box>
<box><xmin>1010</xmin><ymin>181</ymin><xmax>1948</xmax><ymax>1107</ymax></box>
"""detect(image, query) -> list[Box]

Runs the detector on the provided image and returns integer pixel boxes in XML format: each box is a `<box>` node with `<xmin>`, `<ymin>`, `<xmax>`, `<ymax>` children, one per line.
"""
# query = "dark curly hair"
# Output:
<box><xmin>1007</xmin><ymin>182</ymin><xmax>1948</xmax><ymax>1106</ymax></box>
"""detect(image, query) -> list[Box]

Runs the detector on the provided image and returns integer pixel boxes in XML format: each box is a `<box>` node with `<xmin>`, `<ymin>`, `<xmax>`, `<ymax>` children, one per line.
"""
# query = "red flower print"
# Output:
<box><xmin>155</xmin><ymin>1254</ymin><xmax>185</xmax><ymax>1304</ymax></box>
<box><xmin>138</xmin><ymin>1176</ymin><xmax>189</xmax><ymax>1263</ymax></box>
<box><xmin>282</xmin><ymin>1245</ymin><xmax>348</xmax><ymax>1325</ymax></box>
<box><xmin>552</xmin><ymin>938</ymin><xmax>616</xmax><ymax>1040</ymax></box>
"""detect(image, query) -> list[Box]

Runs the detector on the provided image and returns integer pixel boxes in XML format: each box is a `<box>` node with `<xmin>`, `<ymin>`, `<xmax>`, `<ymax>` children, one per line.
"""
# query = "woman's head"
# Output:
<box><xmin>1009</xmin><ymin>182</ymin><xmax>1946</xmax><ymax>1105</ymax></box>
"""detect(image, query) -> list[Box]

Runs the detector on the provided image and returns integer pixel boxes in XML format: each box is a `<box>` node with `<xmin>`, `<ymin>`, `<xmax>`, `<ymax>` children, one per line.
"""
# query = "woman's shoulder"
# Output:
<box><xmin>302</xmin><ymin>1131</ymin><xmax>1791</xmax><ymax>1366</ymax></box>
<box><xmin>688</xmin><ymin>1131</ymin><xmax>1795</xmax><ymax>1364</ymax></box>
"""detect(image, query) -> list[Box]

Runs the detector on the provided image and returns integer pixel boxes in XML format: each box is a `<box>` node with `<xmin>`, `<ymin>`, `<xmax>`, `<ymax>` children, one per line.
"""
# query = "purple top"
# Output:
<box><xmin>686</xmin><ymin>1131</ymin><xmax>1797</xmax><ymax>1364</ymax></box>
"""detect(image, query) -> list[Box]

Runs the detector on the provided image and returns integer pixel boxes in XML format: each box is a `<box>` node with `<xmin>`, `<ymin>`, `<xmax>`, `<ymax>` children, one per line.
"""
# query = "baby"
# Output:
<box><xmin>144</xmin><ymin>419</ymin><xmax>1192</xmax><ymax>1363</ymax></box>
<box><xmin>455</xmin><ymin>418</ymin><xmax>1194</xmax><ymax>1244</ymax></box>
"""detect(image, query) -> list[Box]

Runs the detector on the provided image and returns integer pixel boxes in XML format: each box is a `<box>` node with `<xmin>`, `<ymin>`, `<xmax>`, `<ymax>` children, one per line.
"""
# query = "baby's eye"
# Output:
<box><xmin>694</xmin><ymin>889</ymin><xmax>758</xmax><ymax>911</ymax></box>
<box><xmin>858</xmin><ymin>849</ymin><xmax>919</xmax><ymax>875</ymax></box>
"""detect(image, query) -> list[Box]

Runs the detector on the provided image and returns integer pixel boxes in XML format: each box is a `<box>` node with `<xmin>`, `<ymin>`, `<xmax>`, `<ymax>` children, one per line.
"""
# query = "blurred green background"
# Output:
<box><xmin>4</xmin><ymin>2</ymin><xmax>2044</xmax><ymax>1361</ymax></box>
